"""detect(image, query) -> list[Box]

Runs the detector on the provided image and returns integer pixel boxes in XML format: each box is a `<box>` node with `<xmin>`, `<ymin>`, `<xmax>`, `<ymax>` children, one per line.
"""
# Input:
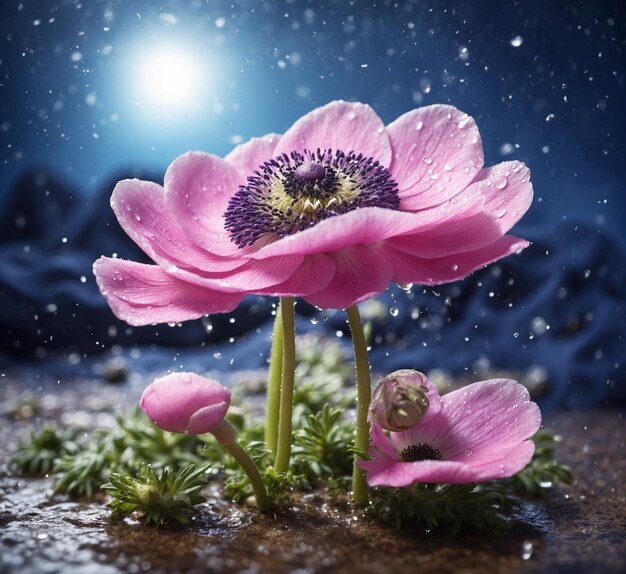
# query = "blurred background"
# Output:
<box><xmin>0</xmin><ymin>0</ymin><xmax>624</xmax><ymax>409</ymax></box>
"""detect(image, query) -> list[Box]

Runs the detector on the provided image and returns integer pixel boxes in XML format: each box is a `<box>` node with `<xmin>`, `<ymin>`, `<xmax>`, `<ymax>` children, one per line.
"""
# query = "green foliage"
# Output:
<box><xmin>11</xmin><ymin>332</ymin><xmax>574</xmax><ymax>534</ymax></box>
<box><xmin>221</xmin><ymin>406</ymin><xmax>355</xmax><ymax>506</ymax></box>
<box><xmin>291</xmin><ymin>333</ymin><xmax>355</xmax><ymax>424</ymax></box>
<box><xmin>222</xmin><ymin>440</ymin><xmax>286</xmax><ymax>504</ymax></box>
<box><xmin>52</xmin><ymin>408</ymin><xmax>208</xmax><ymax>497</ymax></box>
<box><xmin>103</xmin><ymin>464</ymin><xmax>210</xmax><ymax>526</ymax></box>
<box><xmin>261</xmin><ymin>468</ymin><xmax>294</xmax><ymax>506</ymax></box>
<box><xmin>11</xmin><ymin>425</ymin><xmax>78</xmax><ymax>475</ymax></box>
<box><xmin>291</xmin><ymin>405</ymin><xmax>353</xmax><ymax>486</ymax></box>
<box><xmin>224</xmin><ymin>466</ymin><xmax>294</xmax><ymax>508</ymax></box>
<box><xmin>370</xmin><ymin>483</ymin><xmax>509</xmax><ymax>534</ymax></box>
<box><xmin>295</xmin><ymin>332</ymin><xmax>352</xmax><ymax>381</ymax></box>
<box><xmin>53</xmin><ymin>433</ymin><xmax>116</xmax><ymax>496</ymax></box>
<box><xmin>114</xmin><ymin>408</ymin><xmax>202</xmax><ymax>470</ymax></box>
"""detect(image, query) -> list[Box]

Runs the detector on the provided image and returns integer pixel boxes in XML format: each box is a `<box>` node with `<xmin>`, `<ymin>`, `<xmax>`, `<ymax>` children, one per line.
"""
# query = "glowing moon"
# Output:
<box><xmin>134</xmin><ymin>46</ymin><xmax>204</xmax><ymax>110</ymax></box>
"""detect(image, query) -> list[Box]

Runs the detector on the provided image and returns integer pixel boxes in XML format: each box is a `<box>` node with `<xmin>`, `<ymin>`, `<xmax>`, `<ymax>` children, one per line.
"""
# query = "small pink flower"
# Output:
<box><xmin>94</xmin><ymin>101</ymin><xmax>532</xmax><ymax>324</ymax></box>
<box><xmin>140</xmin><ymin>372</ymin><xmax>232</xmax><ymax>440</ymax></box>
<box><xmin>358</xmin><ymin>379</ymin><xmax>541</xmax><ymax>486</ymax></box>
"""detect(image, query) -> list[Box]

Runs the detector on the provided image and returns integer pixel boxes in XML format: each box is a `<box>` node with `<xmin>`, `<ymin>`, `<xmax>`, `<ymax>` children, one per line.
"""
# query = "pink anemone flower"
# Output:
<box><xmin>358</xmin><ymin>379</ymin><xmax>541</xmax><ymax>486</ymax></box>
<box><xmin>93</xmin><ymin>101</ymin><xmax>533</xmax><ymax>325</ymax></box>
<box><xmin>140</xmin><ymin>372</ymin><xmax>232</xmax><ymax>440</ymax></box>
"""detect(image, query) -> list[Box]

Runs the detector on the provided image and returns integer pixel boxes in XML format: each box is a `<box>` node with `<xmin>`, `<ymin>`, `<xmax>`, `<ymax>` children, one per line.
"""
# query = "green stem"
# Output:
<box><xmin>225</xmin><ymin>441</ymin><xmax>269</xmax><ymax>513</ymax></box>
<box><xmin>273</xmin><ymin>296</ymin><xmax>296</xmax><ymax>473</ymax></box>
<box><xmin>265</xmin><ymin>301</ymin><xmax>283</xmax><ymax>454</ymax></box>
<box><xmin>346</xmin><ymin>304</ymin><xmax>371</xmax><ymax>507</ymax></box>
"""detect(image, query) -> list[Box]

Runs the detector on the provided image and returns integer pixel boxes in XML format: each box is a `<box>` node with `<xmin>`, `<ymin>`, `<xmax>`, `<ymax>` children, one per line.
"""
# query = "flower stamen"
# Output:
<box><xmin>224</xmin><ymin>149</ymin><xmax>399</xmax><ymax>248</ymax></box>
<box><xmin>400</xmin><ymin>443</ymin><xmax>442</xmax><ymax>462</ymax></box>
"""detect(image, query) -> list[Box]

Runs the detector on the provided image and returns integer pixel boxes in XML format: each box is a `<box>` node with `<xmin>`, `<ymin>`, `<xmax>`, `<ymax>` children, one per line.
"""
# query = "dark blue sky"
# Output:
<box><xmin>1</xmin><ymin>0</ymin><xmax>624</xmax><ymax>234</ymax></box>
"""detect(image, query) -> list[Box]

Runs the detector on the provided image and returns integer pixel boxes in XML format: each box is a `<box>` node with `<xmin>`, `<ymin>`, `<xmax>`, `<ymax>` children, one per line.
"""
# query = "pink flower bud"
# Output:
<box><xmin>370</xmin><ymin>370</ymin><xmax>434</xmax><ymax>432</ymax></box>
<box><xmin>140</xmin><ymin>372</ymin><xmax>231</xmax><ymax>437</ymax></box>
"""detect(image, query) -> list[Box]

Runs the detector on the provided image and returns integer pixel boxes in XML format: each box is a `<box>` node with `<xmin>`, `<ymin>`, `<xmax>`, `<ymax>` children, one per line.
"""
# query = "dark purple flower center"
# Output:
<box><xmin>293</xmin><ymin>161</ymin><xmax>326</xmax><ymax>186</ymax></box>
<box><xmin>223</xmin><ymin>148</ymin><xmax>400</xmax><ymax>248</ymax></box>
<box><xmin>400</xmin><ymin>443</ymin><xmax>442</xmax><ymax>462</ymax></box>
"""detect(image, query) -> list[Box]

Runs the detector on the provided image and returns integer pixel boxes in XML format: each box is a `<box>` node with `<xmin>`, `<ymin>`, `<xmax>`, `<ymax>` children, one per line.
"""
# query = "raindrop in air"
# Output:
<box><xmin>520</xmin><ymin>541</ymin><xmax>534</xmax><ymax>560</ymax></box>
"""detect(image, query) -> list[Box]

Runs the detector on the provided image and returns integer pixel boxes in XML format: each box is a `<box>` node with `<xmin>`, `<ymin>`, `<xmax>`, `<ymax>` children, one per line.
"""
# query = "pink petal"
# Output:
<box><xmin>303</xmin><ymin>245</ymin><xmax>394</xmax><ymax>309</ymax></box>
<box><xmin>93</xmin><ymin>257</ymin><xmax>244</xmax><ymax>326</ymax></box>
<box><xmin>249</xmin><ymin>208</ymin><xmax>420</xmax><ymax>259</ymax></box>
<box><xmin>469</xmin><ymin>161</ymin><xmax>534</xmax><ymax>234</ymax></box>
<box><xmin>387</xmin><ymin>105</ymin><xmax>484</xmax><ymax>211</ymax></box>
<box><xmin>255</xmin><ymin>253</ymin><xmax>336</xmax><ymax>296</ymax></box>
<box><xmin>140</xmin><ymin>372</ymin><xmax>231</xmax><ymax>434</ymax></box>
<box><xmin>111</xmin><ymin>178</ymin><xmax>246</xmax><ymax>273</ymax></box>
<box><xmin>364</xmin><ymin>442</ymin><xmax>535</xmax><ymax>486</ymax></box>
<box><xmin>370</xmin><ymin>423</ymin><xmax>401</xmax><ymax>460</ymax></box>
<box><xmin>274</xmin><ymin>101</ymin><xmax>392</xmax><ymax>167</ymax></box>
<box><xmin>359</xmin><ymin>447</ymin><xmax>536</xmax><ymax>485</ymax></box>
<box><xmin>164</xmin><ymin>152</ymin><xmax>246</xmax><ymax>257</ymax></box>
<box><xmin>359</xmin><ymin>458</ymin><xmax>483</xmax><ymax>487</ymax></box>
<box><xmin>463</xmin><ymin>440</ymin><xmax>536</xmax><ymax>480</ymax></box>
<box><xmin>382</xmin><ymin>235</ymin><xmax>529</xmax><ymax>285</ymax></box>
<box><xmin>438</xmin><ymin>379</ymin><xmax>542</xmax><ymax>460</ymax></box>
<box><xmin>187</xmin><ymin>402</ymin><xmax>231</xmax><ymax>434</ymax></box>
<box><xmin>163</xmin><ymin>254</ymin><xmax>305</xmax><ymax>293</ymax></box>
<box><xmin>225</xmin><ymin>133</ymin><xmax>281</xmax><ymax>182</ymax></box>
<box><xmin>387</xmin><ymin>211</ymin><xmax>505</xmax><ymax>259</ymax></box>
<box><xmin>249</xmin><ymin>191</ymin><xmax>484</xmax><ymax>260</ymax></box>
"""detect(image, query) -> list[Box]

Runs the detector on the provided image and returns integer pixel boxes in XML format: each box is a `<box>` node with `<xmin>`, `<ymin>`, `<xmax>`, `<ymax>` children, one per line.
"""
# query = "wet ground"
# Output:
<box><xmin>1</xmin><ymin>376</ymin><xmax>624</xmax><ymax>574</ymax></box>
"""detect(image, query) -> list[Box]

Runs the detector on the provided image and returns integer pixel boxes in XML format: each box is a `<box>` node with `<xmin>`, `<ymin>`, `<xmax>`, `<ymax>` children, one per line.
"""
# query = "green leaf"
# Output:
<box><xmin>102</xmin><ymin>464</ymin><xmax>211</xmax><ymax>527</ymax></box>
<box><xmin>11</xmin><ymin>425</ymin><xmax>78</xmax><ymax>476</ymax></box>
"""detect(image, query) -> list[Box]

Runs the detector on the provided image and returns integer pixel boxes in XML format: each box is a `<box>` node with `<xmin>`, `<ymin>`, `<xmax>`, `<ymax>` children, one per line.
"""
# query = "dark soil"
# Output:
<box><xmin>1</xmin><ymin>377</ymin><xmax>624</xmax><ymax>574</ymax></box>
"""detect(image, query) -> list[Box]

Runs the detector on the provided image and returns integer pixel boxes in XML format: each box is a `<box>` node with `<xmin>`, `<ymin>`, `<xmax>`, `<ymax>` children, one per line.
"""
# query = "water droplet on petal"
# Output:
<box><xmin>457</xmin><ymin>114</ymin><xmax>471</xmax><ymax>129</ymax></box>
<box><xmin>416</xmin><ymin>121</ymin><xmax>424</xmax><ymax>130</ymax></box>
<box><xmin>495</xmin><ymin>178</ymin><xmax>507</xmax><ymax>190</ymax></box>
<box><xmin>423</xmin><ymin>157</ymin><xmax>433</xmax><ymax>165</ymax></box>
